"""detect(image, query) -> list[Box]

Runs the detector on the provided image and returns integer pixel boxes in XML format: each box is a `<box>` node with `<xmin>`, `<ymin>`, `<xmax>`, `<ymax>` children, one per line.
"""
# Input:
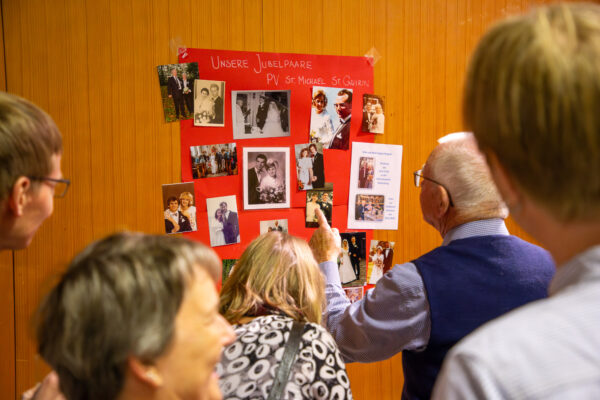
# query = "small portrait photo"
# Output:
<box><xmin>259</xmin><ymin>219</ymin><xmax>288</xmax><ymax>234</ymax></box>
<box><xmin>355</xmin><ymin>194</ymin><xmax>385</xmax><ymax>221</ymax></box>
<box><xmin>194</xmin><ymin>80</ymin><xmax>225</xmax><ymax>127</ymax></box>
<box><xmin>156</xmin><ymin>62</ymin><xmax>199</xmax><ymax>122</ymax></box>
<box><xmin>361</xmin><ymin>94</ymin><xmax>385</xmax><ymax>134</ymax></box>
<box><xmin>306</xmin><ymin>187</ymin><xmax>333</xmax><ymax>228</ymax></box>
<box><xmin>232</xmin><ymin>90</ymin><xmax>291</xmax><ymax>139</ymax></box>
<box><xmin>310</xmin><ymin>87</ymin><xmax>353</xmax><ymax>150</ymax></box>
<box><xmin>358</xmin><ymin>157</ymin><xmax>375</xmax><ymax>189</ymax></box>
<box><xmin>368</xmin><ymin>240</ymin><xmax>395</xmax><ymax>284</ymax></box>
<box><xmin>206</xmin><ymin>195</ymin><xmax>240</xmax><ymax>247</ymax></box>
<box><xmin>343</xmin><ymin>286</ymin><xmax>364</xmax><ymax>304</ymax></box>
<box><xmin>294</xmin><ymin>143</ymin><xmax>325</xmax><ymax>190</ymax></box>
<box><xmin>243</xmin><ymin>147</ymin><xmax>290</xmax><ymax>210</ymax></box>
<box><xmin>222</xmin><ymin>259</ymin><xmax>237</xmax><ymax>284</ymax></box>
<box><xmin>190</xmin><ymin>143</ymin><xmax>237</xmax><ymax>179</ymax></box>
<box><xmin>161</xmin><ymin>182</ymin><xmax>197</xmax><ymax>234</ymax></box>
<box><xmin>339</xmin><ymin>232</ymin><xmax>367</xmax><ymax>287</ymax></box>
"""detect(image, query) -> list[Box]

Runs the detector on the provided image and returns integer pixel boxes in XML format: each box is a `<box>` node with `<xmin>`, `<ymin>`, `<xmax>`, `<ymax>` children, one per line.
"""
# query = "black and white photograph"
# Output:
<box><xmin>190</xmin><ymin>143</ymin><xmax>237</xmax><ymax>179</ymax></box>
<box><xmin>194</xmin><ymin>80</ymin><xmax>225</xmax><ymax>126</ymax></box>
<box><xmin>306</xmin><ymin>187</ymin><xmax>333</xmax><ymax>228</ymax></box>
<box><xmin>339</xmin><ymin>232</ymin><xmax>367</xmax><ymax>287</ymax></box>
<box><xmin>355</xmin><ymin>194</ymin><xmax>385</xmax><ymax>221</ymax></box>
<box><xmin>294</xmin><ymin>143</ymin><xmax>325</xmax><ymax>190</ymax></box>
<box><xmin>161</xmin><ymin>182</ymin><xmax>197</xmax><ymax>234</ymax></box>
<box><xmin>243</xmin><ymin>147</ymin><xmax>290</xmax><ymax>210</ymax></box>
<box><xmin>310</xmin><ymin>86</ymin><xmax>353</xmax><ymax>149</ymax></box>
<box><xmin>206</xmin><ymin>195</ymin><xmax>240</xmax><ymax>247</ymax></box>
<box><xmin>156</xmin><ymin>62</ymin><xmax>199</xmax><ymax>122</ymax></box>
<box><xmin>259</xmin><ymin>219</ymin><xmax>288</xmax><ymax>234</ymax></box>
<box><xmin>361</xmin><ymin>94</ymin><xmax>385</xmax><ymax>134</ymax></box>
<box><xmin>358</xmin><ymin>157</ymin><xmax>375</xmax><ymax>189</ymax></box>
<box><xmin>232</xmin><ymin>90</ymin><xmax>290</xmax><ymax>139</ymax></box>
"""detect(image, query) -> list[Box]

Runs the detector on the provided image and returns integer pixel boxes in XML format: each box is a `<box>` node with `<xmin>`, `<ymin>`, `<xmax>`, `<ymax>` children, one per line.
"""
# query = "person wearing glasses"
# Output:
<box><xmin>434</xmin><ymin>5</ymin><xmax>600</xmax><ymax>399</ymax></box>
<box><xmin>308</xmin><ymin>133</ymin><xmax>555</xmax><ymax>400</ymax></box>
<box><xmin>0</xmin><ymin>92</ymin><xmax>68</xmax><ymax>400</ymax></box>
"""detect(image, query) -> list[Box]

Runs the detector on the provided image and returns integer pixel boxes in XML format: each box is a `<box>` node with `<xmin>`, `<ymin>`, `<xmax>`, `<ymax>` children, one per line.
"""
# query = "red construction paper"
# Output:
<box><xmin>179</xmin><ymin>48</ymin><xmax>374</xmax><ymax>259</ymax></box>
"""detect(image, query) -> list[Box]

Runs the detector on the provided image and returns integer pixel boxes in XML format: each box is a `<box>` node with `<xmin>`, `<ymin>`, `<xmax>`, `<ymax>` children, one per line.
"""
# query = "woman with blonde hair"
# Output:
<box><xmin>217</xmin><ymin>232</ymin><xmax>353</xmax><ymax>399</ymax></box>
<box><xmin>178</xmin><ymin>191</ymin><xmax>197</xmax><ymax>231</ymax></box>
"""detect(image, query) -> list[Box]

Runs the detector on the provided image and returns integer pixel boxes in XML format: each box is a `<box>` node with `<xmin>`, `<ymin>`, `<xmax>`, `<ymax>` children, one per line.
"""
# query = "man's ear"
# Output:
<box><xmin>485</xmin><ymin>151</ymin><xmax>522</xmax><ymax>211</ymax></box>
<box><xmin>434</xmin><ymin>185</ymin><xmax>451</xmax><ymax>218</ymax></box>
<box><xmin>7</xmin><ymin>177</ymin><xmax>32</xmax><ymax>217</ymax></box>
<box><xmin>127</xmin><ymin>357</ymin><xmax>163</xmax><ymax>388</ymax></box>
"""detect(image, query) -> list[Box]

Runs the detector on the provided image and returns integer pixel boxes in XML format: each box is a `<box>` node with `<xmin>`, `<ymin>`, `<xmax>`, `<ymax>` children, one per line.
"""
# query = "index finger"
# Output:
<box><xmin>315</xmin><ymin>207</ymin><xmax>330</xmax><ymax>229</ymax></box>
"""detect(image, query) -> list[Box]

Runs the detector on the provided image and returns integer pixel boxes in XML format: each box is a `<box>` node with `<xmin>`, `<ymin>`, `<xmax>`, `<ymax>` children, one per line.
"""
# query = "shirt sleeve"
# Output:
<box><xmin>320</xmin><ymin>261</ymin><xmax>431</xmax><ymax>362</ymax></box>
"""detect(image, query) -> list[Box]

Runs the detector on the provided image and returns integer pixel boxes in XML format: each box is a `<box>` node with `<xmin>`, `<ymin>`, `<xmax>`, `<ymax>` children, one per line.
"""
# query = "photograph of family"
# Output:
<box><xmin>338</xmin><ymin>232</ymin><xmax>367</xmax><ymax>286</ymax></box>
<box><xmin>232</xmin><ymin>90</ymin><xmax>291</xmax><ymax>139</ymax></box>
<box><xmin>161</xmin><ymin>182</ymin><xmax>197</xmax><ymax>234</ymax></box>
<box><xmin>259</xmin><ymin>219</ymin><xmax>288</xmax><ymax>234</ymax></box>
<box><xmin>355</xmin><ymin>194</ymin><xmax>385</xmax><ymax>221</ymax></box>
<box><xmin>361</xmin><ymin>94</ymin><xmax>385</xmax><ymax>134</ymax></box>
<box><xmin>190</xmin><ymin>143</ymin><xmax>237</xmax><ymax>179</ymax></box>
<box><xmin>310</xmin><ymin>86</ymin><xmax>353</xmax><ymax>149</ymax></box>
<box><xmin>243</xmin><ymin>147</ymin><xmax>290</xmax><ymax>210</ymax></box>
<box><xmin>368</xmin><ymin>240</ymin><xmax>395</xmax><ymax>284</ymax></box>
<box><xmin>206</xmin><ymin>195</ymin><xmax>240</xmax><ymax>247</ymax></box>
<box><xmin>343</xmin><ymin>286</ymin><xmax>364</xmax><ymax>304</ymax></box>
<box><xmin>156</xmin><ymin>62</ymin><xmax>199</xmax><ymax>122</ymax></box>
<box><xmin>305</xmin><ymin>188</ymin><xmax>333</xmax><ymax>228</ymax></box>
<box><xmin>358</xmin><ymin>157</ymin><xmax>375</xmax><ymax>189</ymax></box>
<box><xmin>193</xmin><ymin>80</ymin><xmax>225</xmax><ymax>126</ymax></box>
<box><xmin>294</xmin><ymin>143</ymin><xmax>325</xmax><ymax>190</ymax></box>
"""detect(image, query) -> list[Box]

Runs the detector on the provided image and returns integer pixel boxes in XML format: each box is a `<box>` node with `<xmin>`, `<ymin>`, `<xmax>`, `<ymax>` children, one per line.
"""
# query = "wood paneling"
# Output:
<box><xmin>0</xmin><ymin>0</ymin><xmax>551</xmax><ymax>398</ymax></box>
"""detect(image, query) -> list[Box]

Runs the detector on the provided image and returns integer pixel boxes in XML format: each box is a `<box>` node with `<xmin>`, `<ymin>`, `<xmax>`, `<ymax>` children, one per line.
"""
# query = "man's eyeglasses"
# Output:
<box><xmin>28</xmin><ymin>176</ymin><xmax>71</xmax><ymax>198</ymax></box>
<box><xmin>413</xmin><ymin>167</ymin><xmax>454</xmax><ymax>207</ymax></box>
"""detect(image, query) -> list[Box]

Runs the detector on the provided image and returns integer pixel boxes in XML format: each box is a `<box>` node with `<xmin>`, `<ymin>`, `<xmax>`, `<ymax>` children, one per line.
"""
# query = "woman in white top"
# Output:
<box><xmin>209</xmin><ymin>147</ymin><xmax>218</xmax><ymax>174</ymax></box>
<box><xmin>370</xmin><ymin>104</ymin><xmax>385</xmax><ymax>133</ymax></box>
<box><xmin>178</xmin><ymin>191</ymin><xmax>197</xmax><ymax>231</ymax></box>
<box><xmin>210</xmin><ymin>208</ymin><xmax>226</xmax><ymax>247</ymax></box>
<box><xmin>310</xmin><ymin>90</ymin><xmax>334</xmax><ymax>148</ymax></box>
<box><xmin>306</xmin><ymin>192</ymin><xmax>320</xmax><ymax>223</ymax></box>
<box><xmin>297</xmin><ymin>147</ymin><xmax>314</xmax><ymax>190</ymax></box>
<box><xmin>369</xmin><ymin>246</ymin><xmax>384</xmax><ymax>284</ymax></box>
<box><xmin>339</xmin><ymin>239</ymin><xmax>357</xmax><ymax>284</ymax></box>
<box><xmin>258</xmin><ymin>160</ymin><xmax>285</xmax><ymax>203</ymax></box>
<box><xmin>197</xmin><ymin>87</ymin><xmax>215</xmax><ymax>123</ymax></box>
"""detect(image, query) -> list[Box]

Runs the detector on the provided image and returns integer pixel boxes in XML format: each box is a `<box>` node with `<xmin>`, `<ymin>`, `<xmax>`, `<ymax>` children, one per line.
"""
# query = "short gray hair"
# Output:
<box><xmin>429</xmin><ymin>134</ymin><xmax>508</xmax><ymax>220</ymax></box>
<box><xmin>0</xmin><ymin>92</ymin><xmax>62</xmax><ymax>201</ymax></box>
<box><xmin>36</xmin><ymin>232</ymin><xmax>220</xmax><ymax>400</ymax></box>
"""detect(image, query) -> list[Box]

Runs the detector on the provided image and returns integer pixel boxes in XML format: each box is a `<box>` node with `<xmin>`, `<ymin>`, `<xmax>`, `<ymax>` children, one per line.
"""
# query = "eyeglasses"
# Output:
<box><xmin>413</xmin><ymin>167</ymin><xmax>454</xmax><ymax>207</ymax></box>
<box><xmin>28</xmin><ymin>176</ymin><xmax>71</xmax><ymax>198</ymax></box>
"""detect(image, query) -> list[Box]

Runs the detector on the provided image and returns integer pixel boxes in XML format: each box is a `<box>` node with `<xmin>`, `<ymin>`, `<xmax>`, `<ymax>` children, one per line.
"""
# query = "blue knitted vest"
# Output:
<box><xmin>401</xmin><ymin>235</ymin><xmax>554</xmax><ymax>400</ymax></box>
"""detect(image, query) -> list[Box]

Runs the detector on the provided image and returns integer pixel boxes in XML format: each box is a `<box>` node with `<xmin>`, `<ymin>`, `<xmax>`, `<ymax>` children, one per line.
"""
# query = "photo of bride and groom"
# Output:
<box><xmin>243</xmin><ymin>148</ymin><xmax>290</xmax><ymax>210</ymax></box>
<box><xmin>206</xmin><ymin>195</ymin><xmax>240</xmax><ymax>247</ymax></box>
<box><xmin>232</xmin><ymin>90</ymin><xmax>291</xmax><ymax>139</ymax></box>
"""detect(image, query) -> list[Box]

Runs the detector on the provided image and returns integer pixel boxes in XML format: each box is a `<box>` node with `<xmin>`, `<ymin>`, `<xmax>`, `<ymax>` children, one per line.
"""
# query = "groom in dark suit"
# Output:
<box><xmin>330</xmin><ymin>89</ymin><xmax>352</xmax><ymax>150</ymax></box>
<box><xmin>181</xmin><ymin>72</ymin><xmax>194</xmax><ymax>117</ymax></box>
<box><xmin>210</xmin><ymin>83</ymin><xmax>224</xmax><ymax>124</ymax></box>
<box><xmin>309</xmin><ymin>143</ymin><xmax>325</xmax><ymax>188</ymax></box>
<box><xmin>349</xmin><ymin>235</ymin><xmax>362</xmax><ymax>277</ymax></box>
<box><xmin>167</xmin><ymin>68</ymin><xmax>186</xmax><ymax>119</ymax></box>
<box><xmin>247</xmin><ymin>153</ymin><xmax>267</xmax><ymax>204</ymax></box>
<box><xmin>220</xmin><ymin>201</ymin><xmax>239</xmax><ymax>244</ymax></box>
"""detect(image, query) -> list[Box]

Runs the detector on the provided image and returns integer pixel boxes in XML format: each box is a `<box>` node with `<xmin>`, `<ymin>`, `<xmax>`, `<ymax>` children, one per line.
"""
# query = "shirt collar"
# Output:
<box><xmin>442</xmin><ymin>218</ymin><xmax>509</xmax><ymax>246</ymax></box>
<box><xmin>549</xmin><ymin>245</ymin><xmax>600</xmax><ymax>296</ymax></box>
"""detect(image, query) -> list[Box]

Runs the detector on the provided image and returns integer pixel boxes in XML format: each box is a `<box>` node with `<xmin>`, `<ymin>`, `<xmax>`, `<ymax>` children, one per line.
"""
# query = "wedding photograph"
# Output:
<box><xmin>161</xmin><ymin>182</ymin><xmax>197</xmax><ymax>234</ymax></box>
<box><xmin>310</xmin><ymin>86</ymin><xmax>353</xmax><ymax>149</ymax></box>
<box><xmin>294</xmin><ymin>143</ymin><xmax>325</xmax><ymax>190</ymax></box>
<box><xmin>361</xmin><ymin>94</ymin><xmax>385</xmax><ymax>134</ymax></box>
<box><xmin>357</xmin><ymin>157</ymin><xmax>375</xmax><ymax>189</ymax></box>
<box><xmin>243</xmin><ymin>147</ymin><xmax>290</xmax><ymax>210</ymax></box>
<box><xmin>368</xmin><ymin>239</ymin><xmax>395</xmax><ymax>284</ymax></box>
<box><xmin>306</xmin><ymin>188</ymin><xmax>333</xmax><ymax>228</ymax></box>
<box><xmin>206</xmin><ymin>195</ymin><xmax>240</xmax><ymax>247</ymax></box>
<box><xmin>156</xmin><ymin>62</ymin><xmax>199</xmax><ymax>122</ymax></box>
<box><xmin>339</xmin><ymin>232</ymin><xmax>367</xmax><ymax>287</ymax></box>
<box><xmin>193</xmin><ymin>80</ymin><xmax>225</xmax><ymax>127</ymax></box>
<box><xmin>343</xmin><ymin>286</ymin><xmax>364</xmax><ymax>304</ymax></box>
<box><xmin>259</xmin><ymin>219</ymin><xmax>288</xmax><ymax>234</ymax></box>
<box><xmin>232</xmin><ymin>90</ymin><xmax>291</xmax><ymax>139</ymax></box>
<box><xmin>189</xmin><ymin>143</ymin><xmax>237</xmax><ymax>179</ymax></box>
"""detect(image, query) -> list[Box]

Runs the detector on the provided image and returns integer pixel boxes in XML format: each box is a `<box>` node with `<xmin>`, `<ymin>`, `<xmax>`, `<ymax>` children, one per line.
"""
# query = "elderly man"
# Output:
<box><xmin>0</xmin><ymin>92</ymin><xmax>67</xmax><ymax>399</ymax></box>
<box><xmin>434</xmin><ymin>4</ymin><xmax>600</xmax><ymax>399</ymax></box>
<box><xmin>310</xmin><ymin>134</ymin><xmax>555</xmax><ymax>400</ymax></box>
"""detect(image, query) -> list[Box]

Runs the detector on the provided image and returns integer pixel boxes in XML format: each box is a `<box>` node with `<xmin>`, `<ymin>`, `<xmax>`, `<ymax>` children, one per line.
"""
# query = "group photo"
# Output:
<box><xmin>190</xmin><ymin>143</ymin><xmax>237</xmax><ymax>179</ymax></box>
<box><xmin>243</xmin><ymin>147</ymin><xmax>290</xmax><ymax>209</ymax></box>
<box><xmin>161</xmin><ymin>182</ymin><xmax>197</xmax><ymax>234</ymax></box>
<box><xmin>232</xmin><ymin>90</ymin><xmax>291</xmax><ymax>139</ymax></box>
<box><xmin>355</xmin><ymin>194</ymin><xmax>385</xmax><ymax>221</ymax></box>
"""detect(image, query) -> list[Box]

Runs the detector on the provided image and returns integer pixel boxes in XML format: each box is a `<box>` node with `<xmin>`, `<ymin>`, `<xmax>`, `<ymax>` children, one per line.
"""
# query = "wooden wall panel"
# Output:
<box><xmin>0</xmin><ymin>0</ymin><xmax>554</xmax><ymax>398</ymax></box>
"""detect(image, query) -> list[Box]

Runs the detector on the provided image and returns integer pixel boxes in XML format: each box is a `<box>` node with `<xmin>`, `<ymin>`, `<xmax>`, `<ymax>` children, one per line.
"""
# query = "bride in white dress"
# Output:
<box><xmin>210</xmin><ymin>209</ymin><xmax>226</xmax><ymax>247</ymax></box>
<box><xmin>297</xmin><ymin>148</ymin><xmax>313</xmax><ymax>190</ymax></box>
<box><xmin>369</xmin><ymin>246</ymin><xmax>384</xmax><ymax>284</ymax></box>
<box><xmin>339</xmin><ymin>239</ymin><xmax>357</xmax><ymax>284</ymax></box>
<box><xmin>262</xmin><ymin>101</ymin><xmax>285</xmax><ymax>136</ymax></box>
<box><xmin>209</xmin><ymin>148</ymin><xmax>218</xmax><ymax>174</ymax></box>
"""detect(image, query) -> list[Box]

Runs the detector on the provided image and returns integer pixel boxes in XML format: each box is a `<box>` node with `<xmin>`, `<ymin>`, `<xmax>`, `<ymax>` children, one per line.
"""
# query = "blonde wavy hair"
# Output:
<box><xmin>219</xmin><ymin>232</ymin><xmax>325</xmax><ymax>324</ymax></box>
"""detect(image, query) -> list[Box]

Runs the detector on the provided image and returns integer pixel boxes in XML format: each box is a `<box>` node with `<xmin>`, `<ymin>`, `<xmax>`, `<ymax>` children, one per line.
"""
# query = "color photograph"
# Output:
<box><xmin>368</xmin><ymin>240</ymin><xmax>395</xmax><ymax>284</ymax></box>
<box><xmin>161</xmin><ymin>182</ymin><xmax>197</xmax><ymax>234</ymax></box>
<box><xmin>190</xmin><ymin>143</ymin><xmax>237</xmax><ymax>179</ymax></box>
<box><xmin>259</xmin><ymin>219</ymin><xmax>288</xmax><ymax>234</ymax></box>
<box><xmin>232</xmin><ymin>90</ymin><xmax>290</xmax><ymax>139</ymax></box>
<box><xmin>310</xmin><ymin>87</ymin><xmax>353</xmax><ymax>149</ymax></box>
<box><xmin>355</xmin><ymin>194</ymin><xmax>385</xmax><ymax>221</ymax></box>
<box><xmin>343</xmin><ymin>286</ymin><xmax>364</xmax><ymax>303</ymax></box>
<box><xmin>339</xmin><ymin>232</ymin><xmax>367</xmax><ymax>287</ymax></box>
<box><xmin>361</xmin><ymin>94</ymin><xmax>385</xmax><ymax>134</ymax></box>
<box><xmin>358</xmin><ymin>157</ymin><xmax>375</xmax><ymax>189</ymax></box>
<box><xmin>156</xmin><ymin>62</ymin><xmax>198</xmax><ymax>122</ymax></box>
<box><xmin>206</xmin><ymin>195</ymin><xmax>240</xmax><ymax>247</ymax></box>
<box><xmin>294</xmin><ymin>143</ymin><xmax>324</xmax><ymax>190</ymax></box>
<box><xmin>306</xmin><ymin>187</ymin><xmax>333</xmax><ymax>228</ymax></box>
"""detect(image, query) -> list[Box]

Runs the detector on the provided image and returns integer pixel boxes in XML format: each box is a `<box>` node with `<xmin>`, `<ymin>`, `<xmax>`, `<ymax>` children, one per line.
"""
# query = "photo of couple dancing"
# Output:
<box><xmin>207</xmin><ymin>196</ymin><xmax>240</xmax><ymax>247</ymax></box>
<box><xmin>233</xmin><ymin>90</ymin><xmax>290</xmax><ymax>139</ymax></box>
<box><xmin>295</xmin><ymin>143</ymin><xmax>325</xmax><ymax>190</ymax></box>
<box><xmin>244</xmin><ymin>149</ymin><xmax>289</xmax><ymax>209</ymax></box>
<box><xmin>190</xmin><ymin>143</ymin><xmax>237</xmax><ymax>179</ymax></box>
<box><xmin>193</xmin><ymin>80</ymin><xmax>225</xmax><ymax>126</ymax></box>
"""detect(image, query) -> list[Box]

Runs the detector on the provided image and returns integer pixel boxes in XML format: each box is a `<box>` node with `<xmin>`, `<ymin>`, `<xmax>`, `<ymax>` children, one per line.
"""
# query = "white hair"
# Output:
<box><xmin>429</xmin><ymin>135</ymin><xmax>508</xmax><ymax>220</ymax></box>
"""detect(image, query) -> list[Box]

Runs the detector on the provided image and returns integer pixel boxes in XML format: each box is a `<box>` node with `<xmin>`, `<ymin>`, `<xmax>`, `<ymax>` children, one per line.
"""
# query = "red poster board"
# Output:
<box><xmin>179</xmin><ymin>48</ymin><xmax>375</xmax><ymax>260</ymax></box>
